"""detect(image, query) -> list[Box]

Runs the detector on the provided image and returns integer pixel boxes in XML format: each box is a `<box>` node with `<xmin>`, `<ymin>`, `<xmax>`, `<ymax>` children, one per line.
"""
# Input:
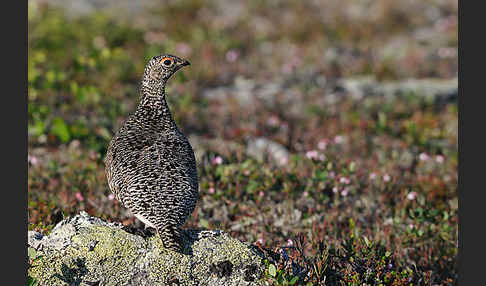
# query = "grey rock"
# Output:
<box><xmin>30</xmin><ymin>0</ymin><xmax>154</xmax><ymax>18</ymax></box>
<box><xmin>246</xmin><ymin>137</ymin><xmax>290</xmax><ymax>166</ymax></box>
<box><xmin>189</xmin><ymin>135</ymin><xmax>290</xmax><ymax>167</ymax></box>
<box><xmin>398</xmin><ymin>150</ymin><xmax>416</xmax><ymax>169</ymax></box>
<box><xmin>28</xmin><ymin>212</ymin><xmax>265</xmax><ymax>286</ymax></box>
<box><xmin>202</xmin><ymin>76</ymin><xmax>259</xmax><ymax>107</ymax></box>
<box><xmin>202</xmin><ymin>75</ymin><xmax>457</xmax><ymax>109</ymax></box>
<box><xmin>188</xmin><ymin>135</ymin><xmax>246</xmax><ymax>163</ymax></box>
<box><xmin>337</xmin><ymin>76</ymin><xmax>458</xmax><ymax>101</ymax></box>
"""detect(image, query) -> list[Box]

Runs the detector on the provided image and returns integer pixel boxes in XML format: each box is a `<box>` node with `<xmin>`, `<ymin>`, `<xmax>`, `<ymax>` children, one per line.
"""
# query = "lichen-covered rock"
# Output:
<box><xmin>28</xmin><ymin>212</ymin><xmax>265</xmax><ymax>286</ymax></box>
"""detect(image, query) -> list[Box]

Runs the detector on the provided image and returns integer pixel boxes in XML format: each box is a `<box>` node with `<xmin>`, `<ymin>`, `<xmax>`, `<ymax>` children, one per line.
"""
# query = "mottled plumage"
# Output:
<box><xmin>104</xmin><ymin>54</ymin><xmax>198</xmax><ymax>252</ymax></box>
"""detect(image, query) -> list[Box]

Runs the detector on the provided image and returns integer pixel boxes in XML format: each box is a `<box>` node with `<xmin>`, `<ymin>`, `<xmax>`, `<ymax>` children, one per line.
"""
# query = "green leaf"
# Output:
<box><xmin>443</xmin><ymin>211</ymin><xmax>449</xmax><ymax>221</ymax></box>
<box><xmin>28</xmin><ymin>247</ymin><xmax>37</xmax><ymax>259</ymax></box>
<box><xmin>247</xmin><ymin>180</ymin><xmax>259</xmax><ymax>194</ymax></box>
<box><xmin>29</xmin><ymin>121</ymin><xmax>45</xmax><ymax>137</ymax></box>
<box><xmin>268</xmin><ymin>264</ymin><xmax>277</xmax><ymax>277</ymax></box>
<box><xmin>51</xmin><ymin>117</ymin><xmax>71</xmax><ymax>143</ymax></box>
<box><xmin>28</xmin><ymin>276</ymin><xmax>37</xmax><ymax>286</ymax></box>
<box><xmin>289</xmin><ymin>275</ymin><xmax>299</xmax><ymax>285</ymax></box>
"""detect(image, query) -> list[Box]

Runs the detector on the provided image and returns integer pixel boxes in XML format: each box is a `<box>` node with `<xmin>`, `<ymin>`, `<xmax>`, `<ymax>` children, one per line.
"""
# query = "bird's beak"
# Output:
<box><xmin>182</xmin><ymin>60</ymin><xmax>191</xmax><ymax>66</ymax></box>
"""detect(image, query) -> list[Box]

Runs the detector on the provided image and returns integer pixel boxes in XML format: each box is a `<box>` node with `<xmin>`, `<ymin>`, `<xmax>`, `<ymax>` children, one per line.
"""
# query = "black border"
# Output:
<box><xmin>7</xmin><ymin>0</ymin><xmax>28</xmax><ymax>284</ymax></box>
<box><xmin>458</xmin><ymin>0</ymin><xmax>477</xmax><ymax>284</ymax></box>
<box><xmin>457</xmin><ymin>0</ymin><xmax>463</xmax><ymax>282</ymax></box>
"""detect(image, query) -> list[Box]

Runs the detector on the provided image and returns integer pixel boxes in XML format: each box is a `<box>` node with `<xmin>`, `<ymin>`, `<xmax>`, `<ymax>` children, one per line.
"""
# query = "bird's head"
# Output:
<box><xmin>143</xmin><ymin>54</ymin><xmax>191</xmax><ymax>84</ymax></box>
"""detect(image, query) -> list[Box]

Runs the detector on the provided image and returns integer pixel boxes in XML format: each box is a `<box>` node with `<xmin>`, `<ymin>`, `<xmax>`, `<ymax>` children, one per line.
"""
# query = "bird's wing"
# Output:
<box><xmin>126</xmin><ymin>132</ymin><xmax>198</xmax><ymax>225</ymax></box>
<box><xmin>104</xmin><ymin>122</ymin><xmax>157</xmax><ymax>205</ymax></box>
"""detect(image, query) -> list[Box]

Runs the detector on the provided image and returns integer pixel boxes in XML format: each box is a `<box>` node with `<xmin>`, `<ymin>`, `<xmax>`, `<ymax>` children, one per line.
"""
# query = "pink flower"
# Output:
<box><xmin>434</xmin><ymin>16</ymin><xmax>457</xmax><ymax>32</ymax></box>
<box><xmin>435</xmin><ymin>155</ymin><xmax>445</xmax><ymax>164</ymax></box>
<box><xmin>341</xmin><ymin>187</ymin><xmax>349</xmax><ymax>196</ymax></box>
<box><xmin>108</xmin><ymin>193</ymin><xmax>115</xmax><ymax>201</ymax></box>
<box><xmin>332</xmin><ymin>187</ymin><xmax>338</xmax><ymax>193</ymax></box>
<box><xmin>407</xmin><ymin>192</ymin><xmax>417</xmax><ymax>201</ymax></box>
<box><xmin>267</xmin><ymin>116</ymin><xmax>280</xmax><ymax>127</ymax></box>
<box><xmin>317</xmin><ymin>140</ymin><xmax>328</xmax><ymax>150</ymax></box>
<box><xmin>279</xmin><ymin>156</ymin><xmax>289</xmax><ymax>165</ymax></box>
<box><xmin>208</xmin><ymin>187</ymin><xmax>215</xmax><ymax>194</ymax></box>
<box><xmin>340</xmin><ymin>177</ymin><xmax>350</xmax><ymax>184</ymax></box>
<box><xmin>329</xmin><ymin>171</ymin><xmax>335</xmax><ymax>178</ymax></box>
<box><xmin>419</xmin><ymin>153</ymin><xmax>429</xmax><ymax>161</ymax></box>
<box><xmin>303</xmin><ymin>191</ymin><xmax>308</xmax><ymax>197</ymax></box>
<box><xmin>212</xmin><ymin>156</ymin><xmax>223</xmax><ymax>165</ymax></box>
<box><xmin>259</xmin><ymin>191</ymin><xmax>265</xmax><ymax>197</ymax></box>
<box><xmin>334</xmin><ymin>135</ymin><xmax>344</xmax><ymax>144</ymax></box>
<box><xmin>306</xmin><ymin>150</ymin><xmax>319</xmax><ymax>160</ymax></box>
<box><xmin>281</xmin><ymin>57</ymin><xmax>301</xmax><ymax>74</ymax></box>
<box><xmin>383</xmin><ymin>174</ymin><xmax>391</xmax><ymax>182</ymax></box>
<box><xmin>318</xmin><ymin>154</ymin><xmax>326</xmax><ymax>161</ymax></box>
<box><xmin>225</xmin><ymin>49</ymin><xmax>239</xmax><ymax>63</ymax></box>
<box><xmin>369</xmin><ymin>173</ymin><xmax>377</xmax><ymax>180</ymax></box>
<box><xmin>28</xmin><ymin>154</ymin><xmax>38</xmax><ymax>166</ymax></box>
<box><xmin>75</xmin><ymin>192</ymin><xmax>84</xmax><ymax>202</ymax></box>
<box><xmin>287</xmin><ymin>239</ymin><xmax>294</xmax><ymax>246</ymax></box>
<box><xmin>408</xmin><ymin>224</ymin><xmax>415</xmax><ymax>229</ymax></box>
<box><xmin>282</xmin><ymin>63</ymin><xmax>293</xmax><ymax>74</ymax></box>
<box><xmin>438</xmin><ymin>47</ymin><xmax>456</xmax><ymax>59</ymax></box>
<box><xmin>243</xmin><ymin>169</ymin><xmax>251</xmax><ymax>176</ymax></box>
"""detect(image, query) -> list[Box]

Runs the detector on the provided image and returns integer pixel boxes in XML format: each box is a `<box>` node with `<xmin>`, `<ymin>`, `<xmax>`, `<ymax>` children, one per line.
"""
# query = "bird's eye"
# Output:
<box><xmin>161</xmin><ymin>57</ymin><xmax>173</xmax><ymax>67</ymax></box>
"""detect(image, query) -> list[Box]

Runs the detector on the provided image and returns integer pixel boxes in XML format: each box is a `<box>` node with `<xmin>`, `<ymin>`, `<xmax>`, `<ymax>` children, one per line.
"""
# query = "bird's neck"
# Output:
<box><xmin>135</xmin><ymin>78</ymin><xmax>178</xmax><ymax>131</ymax></box>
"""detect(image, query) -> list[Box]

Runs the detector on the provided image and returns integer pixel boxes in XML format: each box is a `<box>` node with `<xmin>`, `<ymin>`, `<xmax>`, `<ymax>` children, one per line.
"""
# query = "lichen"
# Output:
<box><xmin>28</xmin><ymin>213</ymin><xmax>265</xmax><ymax>285</ymax></box>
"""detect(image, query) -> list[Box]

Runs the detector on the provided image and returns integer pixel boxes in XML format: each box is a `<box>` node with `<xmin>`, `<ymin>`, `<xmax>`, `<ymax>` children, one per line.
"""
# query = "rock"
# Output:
<box><xmin>188</xmin><ymin>135</ymin><xmax>290</xmax><ymax>167</ymax></box>
<box><xmin>188</xmin><ymin>135</ymin><xmax>246</xmax><ymax>164</ymax></box>
<box><xmin>246</xmin><ymin>137</ymin><xmax>290</xmax><ymax>166</ymax></box>
<box><xmin>337</xmin><ymin>76</ymin><xmax>458</xmax><ymax>102</ymax></box>
<box><xmin>202</xmin><ymin>74</ymin><xmax>457</xmax><ymax>109</ymax></box>
<box><xmin>202</xmin><ymin>76</ymin><xmax>259</xmax><ymax>107</ymax></box>
<box><xmin>28</xmin><ymin>212</ymin><xmax>265</xmax><ymax>286</ymax></box>
<box><xmin>31</xmin><ymin>0</ymin><xmax>155</xmax><ymax>18</ymax></box>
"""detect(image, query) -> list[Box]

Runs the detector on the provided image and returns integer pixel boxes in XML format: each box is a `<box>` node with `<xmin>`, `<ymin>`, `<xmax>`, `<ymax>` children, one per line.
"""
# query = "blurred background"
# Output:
<box><xmin>28</xmin><ymin>0</ymin><xmax>458</xmax><ymax>284</ymax></box>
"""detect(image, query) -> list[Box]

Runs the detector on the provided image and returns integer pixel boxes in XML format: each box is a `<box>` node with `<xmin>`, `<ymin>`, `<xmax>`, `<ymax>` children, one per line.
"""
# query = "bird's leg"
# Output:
<box><xmin>157</xmin><ymin>225</ymin><xmax>183</xmax><ymax>253</ymax></box>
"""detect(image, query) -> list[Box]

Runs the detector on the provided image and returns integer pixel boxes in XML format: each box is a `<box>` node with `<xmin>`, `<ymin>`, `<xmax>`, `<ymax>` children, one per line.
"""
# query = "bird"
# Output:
<box><xmin>104</xmin><ymin>54</ymin><xmax>198</xmax><ymax>253</ymax></box>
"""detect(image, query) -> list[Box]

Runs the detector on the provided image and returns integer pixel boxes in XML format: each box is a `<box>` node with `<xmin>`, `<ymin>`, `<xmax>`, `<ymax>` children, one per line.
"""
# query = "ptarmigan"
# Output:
<box><xmin>104</xmin><ymin>54</ymin><xmax>198</xmax><ymax>252</ymax></box>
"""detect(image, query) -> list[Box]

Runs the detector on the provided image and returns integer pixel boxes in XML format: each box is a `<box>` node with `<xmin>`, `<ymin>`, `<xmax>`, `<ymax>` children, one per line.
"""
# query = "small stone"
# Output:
<box><xmin>246</xmin><ymin>137</ymin><xmax>290</xmax><ymax>166</ymax></box>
